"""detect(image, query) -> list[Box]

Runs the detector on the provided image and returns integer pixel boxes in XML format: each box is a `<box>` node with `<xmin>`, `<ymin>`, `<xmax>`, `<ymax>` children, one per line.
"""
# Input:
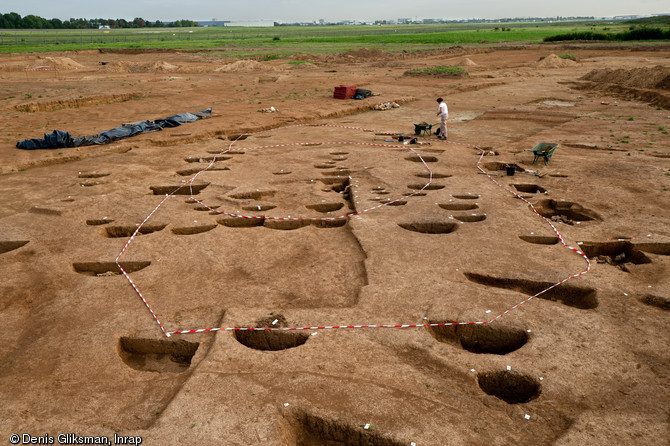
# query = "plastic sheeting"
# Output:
<box><xmin>16</xmin><ymin>108</ymin><xmax>212</xmax><ymax>150</ymax></box>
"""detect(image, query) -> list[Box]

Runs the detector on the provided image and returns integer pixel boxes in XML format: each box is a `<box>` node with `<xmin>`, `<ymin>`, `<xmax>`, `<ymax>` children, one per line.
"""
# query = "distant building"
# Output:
<box><xmin>198</xmin><ymin>20</ymin><xmax>275</xmax><ymax>27</ymax></box>
<box><xmin>224</xmin><ymin>20</ymin><xmax>275</xmax><ymax>27</ymax></box>
<box><xmin>98</xmin><ymin>25</ymin><xmax>110</xmax><ymax>29</ymax></box>
<box><xmin>198</xmin><ymin>20</ymin><xmax>231</xmax><ymax>27</ymax></box>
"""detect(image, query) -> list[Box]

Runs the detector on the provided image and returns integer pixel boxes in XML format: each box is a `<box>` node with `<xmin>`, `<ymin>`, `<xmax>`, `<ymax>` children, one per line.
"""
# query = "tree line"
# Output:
<box><xmin>0</xmin><ymin>12</ymin><xmax>199</xmax><ymax>29</ymax></box>
<box><xmin>544</xmin><ymin>27</ymin><xmax>670</xmax><ymax>42</ymax></box>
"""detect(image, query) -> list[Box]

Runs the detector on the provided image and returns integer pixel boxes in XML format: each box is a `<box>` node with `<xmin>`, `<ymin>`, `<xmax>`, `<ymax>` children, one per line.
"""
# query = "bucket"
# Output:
<box><xmin>398</xmin><ymin>135</ymin><xmax>404</xmax><ymax>142</ymax></box>
<box><xmin>505</xmin><ymin>165</ymin><xmax>516</xmax><ymax>176</ymax></box>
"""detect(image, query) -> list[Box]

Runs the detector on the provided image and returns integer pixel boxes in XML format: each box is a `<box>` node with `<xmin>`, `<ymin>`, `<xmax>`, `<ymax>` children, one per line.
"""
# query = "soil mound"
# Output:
<box><xmin>36</xmin><ymin>57</ymin><xmax>84</xmax><ymax>70</ymax></box>
<box><xmin>100</xmin><ymin>60</ymin><xmax>179</xmax><ymax>73</ymax></box>
<box><xmin>458</xmin><ymin>57</ymin><xmax>479</xmax><ymax>67</ymax></box>
<box><xmin>580</xmin><ymin>66</ymin><xmax>670</xmax><ymax>90</ymax></box>
<box><xmin>146</xmin><ymin>61</ymin><xmax>179</xmax><ymax>72</ymax></box>
<box><xmin>100</xmin><ymin>61</ymin><xmax>132</xmax><ymax>72</ymax></box>
<box><xmin>535</xmin><ymin>54</ymin><xmax>577</xmax><ymax>68</ymax></box>
<box><xmin>288</xmin><ymin>62</ymin><xmax>318</xmax><ymax>70</ymax></box>
<box><xmin>216</xmin><ymin>60</ymin><xmax>276</xmax><ymax>73</ymax></box>
<box><xmin>341</xmin><ymin>48</ymin><xmax>392</xmax><ymax>59</ymax></box>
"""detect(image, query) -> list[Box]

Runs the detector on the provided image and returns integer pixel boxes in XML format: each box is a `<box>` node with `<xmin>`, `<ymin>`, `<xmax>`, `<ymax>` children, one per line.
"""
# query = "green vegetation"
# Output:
<box><xmin>544</xmin><ymin>27</ymin><xmax>670</xmax><ymax>42</ymax></box>
<box><xmin>625</xmin><ymin>15</ymin><xmax>670</xmax><ymax>25</ymax></box>
<box><xmin>0</xmin><ymin>21</ymin><xmax>608</xmax><ymax>54</ymax></box>
<box><xmin>558</xmin><ymin>54</ymin><xmax>576</xmax><ymax>60</ymax></box>
<box><xmin>404</xmin><ymin>65</ymin><xmax>467</xmax><ymax>77</ymax></box>
<box><xmin>0</xmin><ymin>19</ymin><xmax>665</xmax><ymax>55</ymax></box>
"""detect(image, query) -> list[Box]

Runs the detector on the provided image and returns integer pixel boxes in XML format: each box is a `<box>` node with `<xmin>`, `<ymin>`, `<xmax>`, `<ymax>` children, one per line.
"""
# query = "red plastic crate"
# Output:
<box><xmin>333</xmin><ymin>84</ymin><xmax>357</xmax><ymax>99</ymax></box>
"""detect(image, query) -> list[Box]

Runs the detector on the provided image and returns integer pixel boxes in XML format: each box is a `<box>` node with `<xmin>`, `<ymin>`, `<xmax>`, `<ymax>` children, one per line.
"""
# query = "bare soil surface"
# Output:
<box><xmin>0</xmin><ymin>44</ymin><xmax>669</xmax><ymax>445</ymax></box>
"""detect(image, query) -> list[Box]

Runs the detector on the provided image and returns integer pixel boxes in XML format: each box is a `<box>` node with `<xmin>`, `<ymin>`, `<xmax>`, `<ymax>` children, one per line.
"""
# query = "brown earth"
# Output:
<box><xmin>0</xmin><ymin>43</ymin><xmax>669</xmax><ymax>445</ymax></box>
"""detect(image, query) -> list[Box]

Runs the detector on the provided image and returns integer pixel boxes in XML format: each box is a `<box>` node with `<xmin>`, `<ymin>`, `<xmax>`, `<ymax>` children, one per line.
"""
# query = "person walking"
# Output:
<box><xmin>436</xmin><ymin>97</ymin><xmax>448</xmax><ymax>140</ymax></box>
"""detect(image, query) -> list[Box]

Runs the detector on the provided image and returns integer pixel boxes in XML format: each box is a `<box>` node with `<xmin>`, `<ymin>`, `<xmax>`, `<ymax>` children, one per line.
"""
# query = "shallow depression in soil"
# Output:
<box><xmin>398</xmin><ymin>221</ymin><xmax>458</xmax><ymax>234</ymax></box>
<box><xmin>0</xmin><ymin>240</ymin><xmax>29</xmax><ymax>254</ymax></box>
<box><xmin>117</xmin><ymin>337</ymin><xmax>199</xmax><ymax>373</ymax></box>
<box><xmin>428</xmin><ymin>322</ymin><xmax>529</xmax><ymax>355</ymax></box>
<box><xmin>477</xmin><ymin>370</ymin><xmax>541</xmax><ymax>404</ymax></box>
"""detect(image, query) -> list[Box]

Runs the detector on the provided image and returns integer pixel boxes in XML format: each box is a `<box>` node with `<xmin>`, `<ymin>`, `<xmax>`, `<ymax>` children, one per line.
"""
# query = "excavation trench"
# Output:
<box><xmin>452</xmin><ymin>194</ymin><xmax>479</xmax><ymax>200</ymax></box>
<box><xmin>171</xmin><ymin>224</ymin><xmax>218</xmax><ymax>235</ymax></box>
<box><xmin>217</xmin><ymin>216</ymin><xmax>265</xmax><ymax>228</ymax></box>
<box><xmin>638</xmin><ymin>294</ymin><xmax>669</xmax><ymax>311</ymax></box>
<box><xmin>415</xmin><ymin>172</ymin><xmax>452</xmax><ymax>179</ymax></box>
<box><xmin>407</xmin><ymin>184</ymin><xmax>445</xmax><ymax>191</ymax></box>
<box><xmin>477</xmin><ymin>370</ymin><xmax>541</xmax><ymax>404</ymax></box>
<box><xmin>533</xmin><ymin>199</ymin><xmax>600</xmax><ymax>222</ymax></box>
<box><xmin>117</xmin><ymin>337</ymin><xmax>199</xmax><ymax>373</ymax></box>
<box><xmin>288</xmin><ymin>411</ymin><xmax>405</xmax><ymax>446</ymax></box>
<box><xmin>15</xmin><ymin>93</ymin><xmax>141</xmax><ymax>112</ymax></box>
<box><xmin>398</xmin><ymin>221</ymin><xmax>458</xmax><ymax>234</ymax></box>
<box><xmin>453</xmin><ymin>214</ymin><xmax>486</xmax><ymax>223</ymax></box>
<box><xmin>306</xmin><ymin>202</ymin><xmax>344</xmax><ymax>213</ymax></box>
<box><xmin>234</xmin><ymin>315</ymin><xmax>309</xmax><ymax>351</ymax></box>
<box><xmin>633</xmin><ymin>242</ymin><xmax>670</xmax><ymax>256</ymax></box>
<box><xmin>512</xmin><ymin>184</ymin><xmax>547</xmax><ymax>194</ymax></box>
<box><xmin>150</xmin><ymin>183</ymin><xmax>210</xmax><ymax>195</ymax></box>
<box><xmin>72</xmin><ymin>261</ymin><xmax>150</xmax><ymax>276</ymax></box>
<box><xmin>0</xmin><ymin>240</ymin><xmax>29</xmax><ymax>254</ymax></box>
<box><xmin>427</xmin><ymin>321</ymin><xmax>528</xmax><ymax>355</ymax></box>
<box><xmin>579</xmin><ymin>241</ymin><xmax>651</xmax><ymax>270</ymax></box>
<box><xmin>102</xmin><ymin>224</ymin><xmax>167</xmax><ymax>238</ymax></box>
<box><xmin>519</xmin><ymin>235</ymin><xmax>559</xmax><ymax>245</ymax></box>
<box><xmin>405</xmin><ymin>155</ymin><xmax>438</xmax><ymax>163</ymax></box>
<box><xmin>439</xmin><ymin>203</ymin><xmax>478</xmax><ymax>211</ymax></box>
<box><xmin>464</xmin><ymin>272</ymin><xmax>598</xmax><ymax>309</ymax></box>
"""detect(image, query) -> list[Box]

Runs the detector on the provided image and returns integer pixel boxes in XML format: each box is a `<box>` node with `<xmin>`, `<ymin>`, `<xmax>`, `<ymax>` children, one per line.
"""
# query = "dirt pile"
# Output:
<box><xmin>215</xmin><ymin>60</ymin><xmax>276</xmax><ymax>73</ymax></box>
<box><xmin>100</xmin><ymin>61</ymin><xmax>133</xmax><ymax>72</ymax></box>
<box><xmin>342</xmin><ymin>48</ymin><xmax>393</xmax><ymax>59</ymax></box>
<box><xmin>580</xmin><ymin>66</ymin><xmax>670</xmax><ymax>90</ymax></box>
<box><xmin>101</xmin><ymin>60</ymin><xmax>179</xmax><ymax>73</ymax></box>
<box><xmin>324</xmin><ymin>48</ymin><xmax>398</xmax><ymax>63</ymax></box>
<box><xmin>14</xmin><ymin>93</ymin><xmax>141</xmax><ymax>113</ymax></box>
<box><xmin>34</xmin><ymin>56</ymin><xmax>84</xmax><ymax>70</ymax></box>
<box><xmin>146</xmin><ymin>61</ymin><xmax>179</xmax><ymax>72</ymax></box>
<box><xmin>535</xmin><ymin>54</ymin><xmax>577</xmax><ymax>68</ymax></box>
<box><xmin>288</xmin><ymin>62</ymin><xmax>318</xmax><ymax>70</ymax></box>
<box><xmin>458</xmin><ymin>58</ymin><xmax>479</xmax><ymax>67</ymax></box>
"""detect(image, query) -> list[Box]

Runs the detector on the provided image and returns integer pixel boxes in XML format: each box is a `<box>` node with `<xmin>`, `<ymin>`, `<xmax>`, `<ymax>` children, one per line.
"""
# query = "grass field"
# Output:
<box><xmin>0</xmin><ymin>22</ymin><xmax>636</xmax><ymax>55</ymax></box>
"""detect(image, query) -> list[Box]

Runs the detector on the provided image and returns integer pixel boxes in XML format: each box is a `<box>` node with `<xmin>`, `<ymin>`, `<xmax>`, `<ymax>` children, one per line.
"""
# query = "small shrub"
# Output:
<box><xmin>404</xmin><ymin>65</ymin><xmax>468</xmax><ymax>77</ymax></box>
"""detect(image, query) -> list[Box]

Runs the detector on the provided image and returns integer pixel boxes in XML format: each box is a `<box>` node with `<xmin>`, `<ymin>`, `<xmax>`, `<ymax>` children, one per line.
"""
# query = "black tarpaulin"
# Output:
<box><xmin>16</xmin><ymin>108</ymin><xmax>212</xmax><ymax>150</ymax></box>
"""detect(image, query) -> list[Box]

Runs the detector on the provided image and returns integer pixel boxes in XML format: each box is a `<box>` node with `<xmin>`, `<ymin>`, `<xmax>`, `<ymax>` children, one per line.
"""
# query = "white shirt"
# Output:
<box><xmin>438</xmin><ymin>102</ymin><xmax>448</xmax><ymax>116</ymax></box>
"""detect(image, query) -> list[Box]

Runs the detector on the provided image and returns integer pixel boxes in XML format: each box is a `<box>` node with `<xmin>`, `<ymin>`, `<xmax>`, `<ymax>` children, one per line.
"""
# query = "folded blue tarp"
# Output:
<box><xmin>17</xmin><ymin>108</ymin><xmax>211</xmax><ymax>150</ymax></box>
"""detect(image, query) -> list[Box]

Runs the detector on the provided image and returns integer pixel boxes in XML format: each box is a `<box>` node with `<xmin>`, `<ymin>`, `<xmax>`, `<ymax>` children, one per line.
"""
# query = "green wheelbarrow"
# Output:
<box><xmin>414</xmin><ymin>122</ymin><xmax>439</xmax><ymax>137</ymax></box>
<box><xmin>525</xmin><ymin>142</ymin><xmax>558</xmax><ymax>165</ymax></box>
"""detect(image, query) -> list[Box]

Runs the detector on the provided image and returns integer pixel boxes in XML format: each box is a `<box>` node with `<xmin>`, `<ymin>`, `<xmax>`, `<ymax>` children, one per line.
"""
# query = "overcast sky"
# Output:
<box><xmin>5</xmin><ymin>0</ymin><xmax>669</xmax><ymax>22</ymax></box>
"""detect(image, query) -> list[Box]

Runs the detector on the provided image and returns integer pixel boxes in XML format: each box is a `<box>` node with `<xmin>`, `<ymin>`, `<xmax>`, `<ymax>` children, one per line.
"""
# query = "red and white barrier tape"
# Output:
<box><xmin>116</xmin><ymin>123</ymin><xmax>589</xmax><ymax>337</ymax></box>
